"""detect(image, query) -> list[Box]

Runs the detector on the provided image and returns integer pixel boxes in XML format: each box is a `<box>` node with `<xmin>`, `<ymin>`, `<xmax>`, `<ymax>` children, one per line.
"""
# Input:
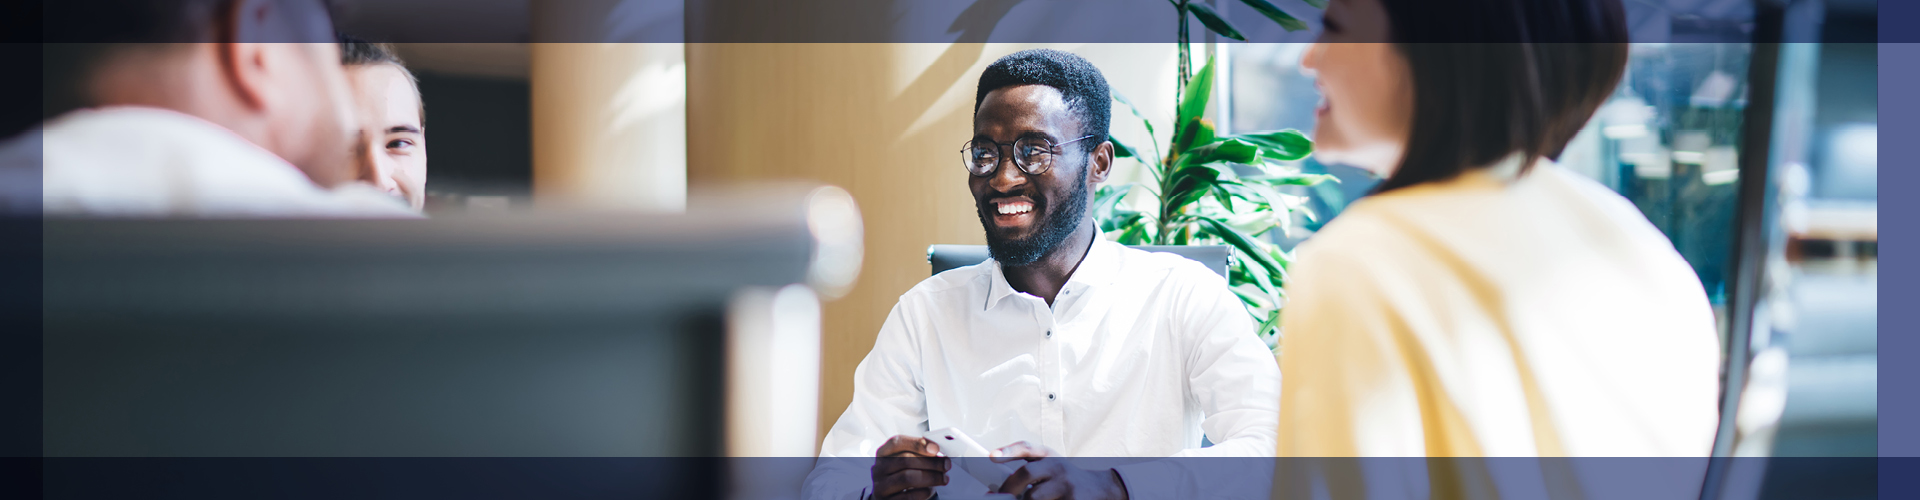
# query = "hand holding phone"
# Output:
<box><xmin>922</xmin><ymin>427</ymin><xmax>1016</xmax><ymax>491</ymax></box>
<box><xmin>870</xmin><ymin>435</ymin><xmax>949</xmax><ymax>500</ymax></box>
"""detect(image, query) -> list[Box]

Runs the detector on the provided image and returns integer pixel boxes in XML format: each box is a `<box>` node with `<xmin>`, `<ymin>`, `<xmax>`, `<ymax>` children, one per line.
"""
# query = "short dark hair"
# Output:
<box><xmin>974</xmin><ymin>49</ymin><xmax>1111</xmax><ymax>155</ymax></box>
<box><xmin>1372</xmin><ymin>0</ymin><xmax>1629</xmax><ymax>193</ymax></box>
<box><xmin>42</xmin><ymin>0</ymin><xmax>227</xmax><ymax>119</ymax></box>
<box><xmin>41</xmin><ymin>0</ymin><xmax>340</xmax><ymax>119</ymax></box>
<box><xmin>44</xmin><ymin>0</ymin><xmax>227</xmax><ymax>44</ymax></box>
<box><xmin>338</xmin><ymin>35</ymin><xmax>424</xmax><ymax>124</ymax></box>
<box><xmin>339</xmin><ymin>36</ymin><xmax>404</xmax><ymax>67</ymax></box>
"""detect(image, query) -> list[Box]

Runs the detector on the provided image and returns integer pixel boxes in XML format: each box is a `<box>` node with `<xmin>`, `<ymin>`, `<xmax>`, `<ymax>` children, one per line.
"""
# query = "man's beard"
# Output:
<box><xmin>980</xmin><ymin>180</ymin><xmax>1089</xmax><ymax>267</ymax></box>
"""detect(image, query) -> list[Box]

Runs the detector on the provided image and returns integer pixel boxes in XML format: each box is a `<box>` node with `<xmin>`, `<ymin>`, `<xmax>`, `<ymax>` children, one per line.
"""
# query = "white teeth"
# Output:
<box><xmin>997</xmin><ymin>202</ymin><xmax>1033</xmax><ymax>215</ymax></box>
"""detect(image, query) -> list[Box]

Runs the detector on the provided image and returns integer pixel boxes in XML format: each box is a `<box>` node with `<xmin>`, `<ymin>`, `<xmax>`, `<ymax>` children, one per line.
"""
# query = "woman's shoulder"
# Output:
<box><xmin>1290</xmin><ymin>201</ymin><xmax>1431</xmax><ymax>284</ymax></box>
<box><xmin>1291</xmin><ymin>162</ymin><xmax>1689</xmax><ymax>290</ymax></box>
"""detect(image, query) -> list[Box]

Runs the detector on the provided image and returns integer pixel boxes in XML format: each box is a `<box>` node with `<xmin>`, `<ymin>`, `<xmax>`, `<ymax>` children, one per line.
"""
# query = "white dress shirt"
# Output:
<box><xmin>2</xmin><ymin>107</ymin><xmax>417</xmax><ymax>217</ymax></box>
<box><xmin>805</xmin><ymin>238</ymin><xmax>1281</xmax><ymax>500</ymax></box>
<box><xmin>1274</xmin><ymin>159</ymin><xmax>1719</xmax><ymax>496</ymax></box>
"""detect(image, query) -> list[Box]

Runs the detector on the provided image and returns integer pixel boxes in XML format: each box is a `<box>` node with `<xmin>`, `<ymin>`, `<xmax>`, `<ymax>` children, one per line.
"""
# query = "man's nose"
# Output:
<box><xmin>355</xmin><ymin>142</ymin><xmax>398</xmax><ymax>192</ymax></box>
<box><xmin>987</xmin><ymin>154</ymin><xmax>1029</xmax><ymax>192</ymax></box>
<box><xmin>371</xmin><ymin>158</ymin><xmax>401</xmax><ymax>193</ymax></box>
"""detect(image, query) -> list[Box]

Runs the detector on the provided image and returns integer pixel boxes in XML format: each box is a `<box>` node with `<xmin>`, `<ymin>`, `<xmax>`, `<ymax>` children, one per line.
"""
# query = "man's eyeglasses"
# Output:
<box><xmin>961</xmin><ymin>135</ymin><xmax>1097</xmax><ymax>176</ymax></box>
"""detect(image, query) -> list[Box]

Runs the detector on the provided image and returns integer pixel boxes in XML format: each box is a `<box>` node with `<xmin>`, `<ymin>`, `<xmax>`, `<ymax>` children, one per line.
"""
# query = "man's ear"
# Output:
<box><xmin>217</xmin><ymin>43</ymin><xmax>272</xmax><ymax>111</ymax></box>
<box><xmin>214</xmin><ymin>0</ymin><xmax>280</xmax><ymax>112</ymax></box>
<box><xmin>1086</xmin><ymin>140</ymin><xmax>1114</xmax><ymax>187</ymax></box>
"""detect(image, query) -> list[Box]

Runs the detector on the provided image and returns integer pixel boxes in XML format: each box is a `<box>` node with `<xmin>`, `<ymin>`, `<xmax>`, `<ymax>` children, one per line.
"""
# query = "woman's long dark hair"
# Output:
<box><xmin>1371</xmin><ymin>0</ymin><xmax>1630</xmax><ymax>193</ymax></box>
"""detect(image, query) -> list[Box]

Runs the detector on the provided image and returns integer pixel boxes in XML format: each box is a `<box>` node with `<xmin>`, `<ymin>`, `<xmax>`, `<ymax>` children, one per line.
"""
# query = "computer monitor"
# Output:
<box><xmin>37</xmin><ymin>187</ymin><xmax>860</xmax><ymax>496</ymax></box>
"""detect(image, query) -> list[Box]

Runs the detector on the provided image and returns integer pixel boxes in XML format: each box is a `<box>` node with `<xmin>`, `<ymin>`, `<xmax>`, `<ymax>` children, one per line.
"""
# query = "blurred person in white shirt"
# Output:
<box><xmin>6</xmin><ymin>0</ymin><xmax>414</xmax><ymax>217</ymax></box>
<box><xmin>803</xmin><ymin>49</ymin><xmax>1280</xmax><ymax>500</ymax></box>
<box><xmin>339</xmin><ymin>38</ymin><xmax>427</xmax><ymax>211</ymax></box>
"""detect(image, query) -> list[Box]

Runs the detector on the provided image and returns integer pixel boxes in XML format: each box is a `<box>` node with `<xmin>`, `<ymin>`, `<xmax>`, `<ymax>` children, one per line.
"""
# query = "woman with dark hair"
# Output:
<box><xmin>1277</xmin><ymin>0</ymin><xmax>1720</xmax><ymax>459</ymax></box>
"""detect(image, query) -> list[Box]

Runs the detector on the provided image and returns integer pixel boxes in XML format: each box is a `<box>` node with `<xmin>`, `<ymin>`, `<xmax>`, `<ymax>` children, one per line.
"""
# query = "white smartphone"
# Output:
<box><xmin>922</xmin><ymin>427</ymin><xmax>1015</xmax><ymax>491</ymax></box>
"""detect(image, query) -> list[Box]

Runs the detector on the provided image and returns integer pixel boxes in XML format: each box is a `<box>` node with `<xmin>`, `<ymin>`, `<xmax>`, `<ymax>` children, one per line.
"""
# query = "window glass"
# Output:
<box><xmin>1227</xmin><ymin>42</ymin><xmax>1753</xmax><ymax>307</ymax></box>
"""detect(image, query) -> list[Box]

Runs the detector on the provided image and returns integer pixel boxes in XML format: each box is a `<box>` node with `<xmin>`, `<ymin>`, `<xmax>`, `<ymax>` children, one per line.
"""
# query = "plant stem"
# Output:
<box><xmin>1176</xmin><ymin>1</ymin><xmax>1191</xmax><ymax>102</ymax></box>
<box><xmin>1168</xmin><ymin>1</ymin><xmax>1190</xmax><ymax>246</ymax></box>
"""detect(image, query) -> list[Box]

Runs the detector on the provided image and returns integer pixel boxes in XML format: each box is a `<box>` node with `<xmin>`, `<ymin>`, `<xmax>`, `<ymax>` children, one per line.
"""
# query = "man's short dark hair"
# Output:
<box><xmin>339</xmin><ymin>36</ymin><xmax>404</xmax><ymax>67</ymax></box>
<box><xmin>338</xmin><ymin>35</ymin><xmax>424</xmax><ymax>124</ymax></box>
<box><xmin>45</xmin><ymin>0</ymin><xmax>227</xmax><ymax>44</ymax></box>
<box><xmin>41</xmin><ymin>0</ymin><xmax>338</xmax><ymax>120</ymax></box>
<box><xmin>43</xmin><ymin>0</ymin><xmax>228</xmax><ymax>119</ymax></box>
<box><xmin>974</xmin><ymin>49</ymin><xmax>1111</xmax><ymax>155</ymax></box>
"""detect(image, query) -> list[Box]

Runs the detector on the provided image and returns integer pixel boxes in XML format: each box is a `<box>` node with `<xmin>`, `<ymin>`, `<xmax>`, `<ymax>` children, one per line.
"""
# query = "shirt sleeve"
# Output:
<box><xmin>801</xmin><ymin>302</ymin><xmax>929</xmax><ymax>500</ymax></box>
<box><xmin>1113</xmin><ymin>264</ymin><xmax>1281</xmax><ymax>499</ymax></box>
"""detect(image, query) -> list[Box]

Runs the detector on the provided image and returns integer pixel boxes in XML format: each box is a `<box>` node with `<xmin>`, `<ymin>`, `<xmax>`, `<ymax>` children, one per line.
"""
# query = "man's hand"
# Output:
<box><xmin>871</xmin><ymin>435</ymin><xmax>950</xmax><ymax>500</ymax></box>
<box><xmin>990</xmin><ymin>441</ymin><xmax>1129</xmax><ymax>500</ymax></box>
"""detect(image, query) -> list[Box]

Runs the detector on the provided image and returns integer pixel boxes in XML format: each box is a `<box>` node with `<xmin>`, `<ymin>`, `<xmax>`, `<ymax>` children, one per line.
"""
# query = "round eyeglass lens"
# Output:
<box><xmin>963</xmin><ymin>142</ymin><xmax>1000</xmax><ymax>175</ymax></box>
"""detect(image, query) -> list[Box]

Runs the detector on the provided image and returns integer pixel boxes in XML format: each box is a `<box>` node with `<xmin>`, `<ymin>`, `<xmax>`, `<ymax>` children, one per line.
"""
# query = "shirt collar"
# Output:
<box><xmin>984</xmin><ymin>236</ymin><xmax>1121</xmax><ymax>311</ymax></box>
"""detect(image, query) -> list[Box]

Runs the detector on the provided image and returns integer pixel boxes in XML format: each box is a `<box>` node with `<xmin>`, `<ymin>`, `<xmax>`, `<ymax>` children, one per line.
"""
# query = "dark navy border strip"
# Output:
<box><xmin>21</xmin><ymin>0</ymin><xmax>1788</xmax><ymax>43</ymax></box>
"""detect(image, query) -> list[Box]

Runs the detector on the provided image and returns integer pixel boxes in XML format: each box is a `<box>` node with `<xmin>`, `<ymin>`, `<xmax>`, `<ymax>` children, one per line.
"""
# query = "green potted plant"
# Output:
<box><xmin>1095</xmin><ymin>0</ymin><xmax>1329</xmax><ymax>350</ymax></box>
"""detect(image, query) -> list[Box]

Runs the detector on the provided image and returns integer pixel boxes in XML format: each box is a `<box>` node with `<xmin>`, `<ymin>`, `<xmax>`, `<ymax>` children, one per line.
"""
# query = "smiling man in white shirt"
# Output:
<box><xmin>803</xmin><ymin>49</ymin><xmax>1280</xmax><ymax>500</ymax></box>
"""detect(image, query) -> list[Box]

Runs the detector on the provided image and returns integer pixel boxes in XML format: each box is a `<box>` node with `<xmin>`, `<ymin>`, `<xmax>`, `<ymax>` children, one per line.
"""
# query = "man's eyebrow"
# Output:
<box><xmin>386</xmin><ymin>125</ymin><xmax>423</xmax><ymax>134</ymax></box>
<box><xmin>972</xmin><ymin>129</ymin><xmax>1059</xmax><ymax>142</ymax></box>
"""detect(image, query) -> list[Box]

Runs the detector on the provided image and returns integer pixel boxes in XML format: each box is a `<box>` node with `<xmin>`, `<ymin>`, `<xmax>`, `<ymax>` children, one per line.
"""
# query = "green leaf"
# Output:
<box><xmin>1176</xmin><ymin>55</ymin><xmax>1216</xmax><ymax>135</ymax></box>
<box><xmin>1211</xmin><ymin>183</ymin><xmax>1241</xmax><ymax>213</ymax></box>
<box><xmin>1196</xmin><ymin>216</ymin><xmax>1287</xmax><ymax>281</ymax></box>
<box><xmin>1101</xmin><ymin>211</ymin><xmax>1147</xmax><ymax>234</ymax></box>
<box><xmin>1221</xmin><ymin>179</ymin><xmax>1288</xmax><ymax>209</ymax></box>
<box><xmin>1296</xmin><ymin>204</ymin><xmax>1320</xmax><ymax>224</ymax></box>
<box><xmin>1268</xmin><ymin>245</ymin><xmax>1296</xmax><ymax>275</ymax></box>
<box><xmin>1225</xmin><ymin>209</ymin><xmax>1281</xmax><ymax>236</ymax></box>
<box><xmin>1230</xmin><ymin>251</ymin><xmax>1282</xmax><ymax>312</ymax></box>
<box><xmin>1117</xmin><ymin>222</ymin><xmax>1152</xmax><ymax>245</ymax></box>
<box><xmin>1109</xmin><ymin>135</ymin><xmax>1136</xmax><ymax>159</ymax></box>
<box><xmin>1256</xmin><ymin>309</ymin><xmax>1283</xmax><ymax>348</ymax></box>
<box><xmin>1177</xmin><ymin>160</ymin><xmax>1241</xmax><ymax>184</ymax></box>
<box><xmin>1255</xmin><ymin>172</ymin><xmax>1338</xmax><ymax>186</ymax></box>
<box><xmin>1301</xmin><ymin>0</ymin><xmax>1328</xmax><ymax>9</ymax></box>
<box><xmin>1111</xmin><ymin>91</ymin><xmax>1157</xmax><ymax>146</ymax></box>
<box><xmin>1228</xmin><ymin>260</ymin><xmax>1258</xmax><ymax>287</ymax></box>
<box><xmin>1165</xmin><ymin>165</ymin><xmax>1225</xmax><ymax>209</ymax></box>
<box><xmin>1233</xmin><ymin>129</ymin><xmax>1313</xmax><ymax>162</ymax></box>
<box><xmin>1233</xmin><ymin>284</ymin><xmax>1276</xmax><ymax>310</ymax></box>
<box><xmin>1237</xmin><ymin>0</ymin><xmax>1310</xmax><ymax>32</ymax></box>
<box><xmin>1093</xmin><ymin>183</ymin><xmax>1136</xmax><ymax>217</ymax></box>
<box><xmin>1173</xmin><ymin>117</ymin><xmax>1218</xmax><ymax>157</ymax></box>
<box><xmin>1186</xmin><ymin>3</ymin><xmax>1247</xmax><ymax>41</ymax></box>
<box><xmin>1181</xmin><ymin>138</ymin><xmax>1262</xmax><ymax>166</ymax></box>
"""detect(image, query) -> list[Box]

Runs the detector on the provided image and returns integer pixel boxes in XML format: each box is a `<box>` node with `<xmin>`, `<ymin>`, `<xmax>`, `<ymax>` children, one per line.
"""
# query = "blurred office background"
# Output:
<box><xmin>328</xmin><ymin>0</ymin><xmax>1877</xmax><ymax>467</ymax></box>
<box><xmin>1</xmin><ymin>0</ymin><xmax>1877</xmax><ymax>498</ymax></box>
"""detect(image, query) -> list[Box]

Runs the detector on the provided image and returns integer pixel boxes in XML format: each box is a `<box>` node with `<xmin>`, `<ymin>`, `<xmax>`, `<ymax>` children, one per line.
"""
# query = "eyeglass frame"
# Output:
<box><xmin>960</xmin><ymin>134</ymin><xmax>1098</xmax><ymax>177</ymax></box>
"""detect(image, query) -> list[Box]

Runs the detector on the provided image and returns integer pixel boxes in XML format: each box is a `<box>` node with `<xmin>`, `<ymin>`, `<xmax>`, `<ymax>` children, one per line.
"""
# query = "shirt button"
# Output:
<box><xmin>1047</xmin><ymin>393</ymin><xmax>1056</xmax><ymax>401</ymax></box>
<box><xmin>1045</xmin><ymin>330</ymin><xmax>1052</xmax><ymax>338</ymax></box>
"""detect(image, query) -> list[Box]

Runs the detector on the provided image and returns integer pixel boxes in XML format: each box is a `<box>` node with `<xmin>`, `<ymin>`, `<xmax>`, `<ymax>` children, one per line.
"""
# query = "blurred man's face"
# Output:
<box><xmin>346</xmin><ymin>64</ymin><xmax>427</xmax><ymax>209</ymax></box>
<box><xmin>233</xmin><ymin>0</ymin><xmax>359</xmax><ymax>187</ymax></box>
<box><xmin>265</xmin><ymin>42</ymin><xmax>359</xmax><ymax>187</ymax></box>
